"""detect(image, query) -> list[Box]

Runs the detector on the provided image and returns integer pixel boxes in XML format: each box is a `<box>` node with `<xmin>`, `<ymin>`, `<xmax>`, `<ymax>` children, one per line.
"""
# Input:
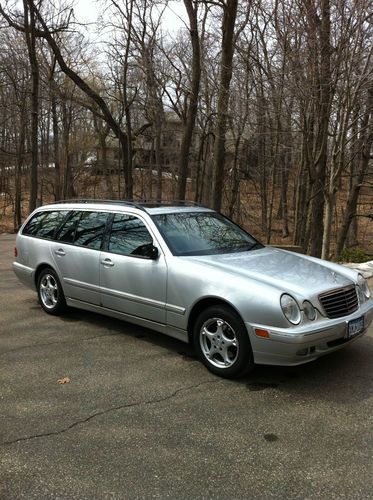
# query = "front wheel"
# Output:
<box><xmin>37</xmin><ymin>268</ymin><xmax>66</xmax><ymax>315</ymax></box>
<box><xmin>193</xmin><ymin>305</ymin><xmax>254</xmax><ymax>379</ymax></box>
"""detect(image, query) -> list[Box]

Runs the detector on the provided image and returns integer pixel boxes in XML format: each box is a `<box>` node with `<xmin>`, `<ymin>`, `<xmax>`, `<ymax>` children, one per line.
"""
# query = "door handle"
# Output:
<box><xmin>101</xmin><ymin>258</ymin><xmax>114</xmax><ymax>267</ymax></box>
<box><xmin>55</xmin><ymin>249</ymin><xmax>66</xmax><ymax>256</ymax></box>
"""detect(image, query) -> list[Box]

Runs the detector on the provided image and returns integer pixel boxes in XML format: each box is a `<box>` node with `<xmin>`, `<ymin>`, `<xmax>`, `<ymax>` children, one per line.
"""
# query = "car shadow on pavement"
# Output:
<box><xmin>24</xmin><ymin>296</ymin><xmax>373</xmax><ymax>405</ymax></box>
<box><xmin>58</xmin><ymin>304</ymin><xmax>198</xmax><ymax>358</ymax></box>
<box><xmin>238</xmin><ymin>336</ymin><xmax>373</xmax><ymax>404</ymax></box>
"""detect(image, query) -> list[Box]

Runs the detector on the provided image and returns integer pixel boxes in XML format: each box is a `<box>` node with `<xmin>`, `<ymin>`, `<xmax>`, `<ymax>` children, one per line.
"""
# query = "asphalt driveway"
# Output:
<box><xmin>1</xmin><ymin>233</ymin><xmax>372</xmax><ymax>499</ymax></box>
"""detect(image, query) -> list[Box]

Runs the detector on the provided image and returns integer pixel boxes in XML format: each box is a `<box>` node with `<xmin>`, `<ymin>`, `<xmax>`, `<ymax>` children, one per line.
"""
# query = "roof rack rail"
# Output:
<box><xmin>51</xmin><ymin>199</ymin><xmax>146</xmax><ymax>210</ymax></box>
<box><xmin>138</xmin><ymin>199</ymin><xmax>203</xmax><ymax>207</ymax></box>
<box><xmin>51</xmin><ymin>198</ymin><xmax>204</xmax><ymax>210</ymax></box>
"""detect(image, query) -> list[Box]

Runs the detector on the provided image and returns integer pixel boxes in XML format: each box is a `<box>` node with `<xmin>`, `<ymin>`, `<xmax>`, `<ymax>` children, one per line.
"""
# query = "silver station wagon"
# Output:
<box><xmin>13</xmin><ymin>200</ymin><xmax>373</xmax><ymax>378</ymax></box>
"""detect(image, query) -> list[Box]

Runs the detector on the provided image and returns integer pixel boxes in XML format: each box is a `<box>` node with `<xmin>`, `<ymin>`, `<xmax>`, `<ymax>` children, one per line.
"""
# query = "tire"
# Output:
<box><xmin>37</xmin><ymin>268</ymin><xmax>66</xmax><ymax>316</ymax></box>
<box><xmin>193</xmin><ymin>305</ymin><xmax>254</xmax><ymax>379</ymax></box>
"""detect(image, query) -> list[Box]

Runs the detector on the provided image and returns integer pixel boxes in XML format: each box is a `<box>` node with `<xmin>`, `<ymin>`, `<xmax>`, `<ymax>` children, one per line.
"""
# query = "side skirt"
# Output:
<box><xmin>66</xmin><ymin>297</ymin><xmax>189</xmax><ymax>343</ymax></box>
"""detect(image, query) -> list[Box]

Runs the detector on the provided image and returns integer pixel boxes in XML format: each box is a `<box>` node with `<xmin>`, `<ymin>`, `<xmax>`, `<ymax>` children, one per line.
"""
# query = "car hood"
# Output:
<box><xmin>186</xmin><ymin>247</ymin><xmax>356</xmax><ymax>298</ymax></box>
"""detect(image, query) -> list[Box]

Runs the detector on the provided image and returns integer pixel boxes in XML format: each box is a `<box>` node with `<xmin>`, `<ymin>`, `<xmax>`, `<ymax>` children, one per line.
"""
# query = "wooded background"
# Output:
<box><xmin>0</xmin><ymin>0</ymin><xmax>372</xmax><ymax>259</ymax></box>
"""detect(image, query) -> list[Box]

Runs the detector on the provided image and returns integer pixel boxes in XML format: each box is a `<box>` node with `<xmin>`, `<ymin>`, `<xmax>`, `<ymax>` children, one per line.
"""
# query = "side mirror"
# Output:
<box><xmin>131</xmin><ymin>243</ymin><xmax>159</xmax><ymax>259</ymax></box>
<box><xmin>148</xmin><ymin>245</ymin><xmax>159</xmax><ymax>260</ymax></box>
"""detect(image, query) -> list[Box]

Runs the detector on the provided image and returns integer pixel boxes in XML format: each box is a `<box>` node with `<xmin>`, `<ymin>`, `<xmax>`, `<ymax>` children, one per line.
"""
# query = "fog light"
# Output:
<box><xmin>296</xmin><ymin>348</ymin><xmax>308</xmax><ymax>356</ymax></box>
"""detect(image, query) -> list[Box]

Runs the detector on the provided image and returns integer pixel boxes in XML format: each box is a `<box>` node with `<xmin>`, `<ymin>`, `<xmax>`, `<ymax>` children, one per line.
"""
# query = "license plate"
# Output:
<box><xmin>346</xmin><ymin>316</ymin><xmax>364</xmax><ymax>339</ymax></box>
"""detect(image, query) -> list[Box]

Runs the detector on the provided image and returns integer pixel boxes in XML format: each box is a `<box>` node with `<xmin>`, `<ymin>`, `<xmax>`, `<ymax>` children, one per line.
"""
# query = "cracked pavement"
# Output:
<box><xmin>1</xmin><ymin>233</ymin><xmax>373</xmax><ymax>499</ymax></box>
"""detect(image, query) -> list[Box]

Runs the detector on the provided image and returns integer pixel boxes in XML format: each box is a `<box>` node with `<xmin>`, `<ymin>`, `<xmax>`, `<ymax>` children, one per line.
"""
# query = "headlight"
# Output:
<box><xmin>303</xmin><ymin>300</ymin><xmax>316</xmax><ymax>321</ymax></box>
<box><xmin>357</xmin><ymin>274</ymin><xmax>371</xmax><ymax>299</ymax></box>
<box><xmin>280</xmin><ymin>294</ymin><xmax>301</xmax><ymax>324</ymax></box>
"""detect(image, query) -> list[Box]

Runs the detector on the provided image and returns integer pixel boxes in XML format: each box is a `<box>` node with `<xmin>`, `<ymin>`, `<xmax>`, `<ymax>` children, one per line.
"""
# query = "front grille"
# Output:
<box><xmin>319</xmin><ymin>285</ymin><xmax>358</xmax><ymax>319</ymax></box>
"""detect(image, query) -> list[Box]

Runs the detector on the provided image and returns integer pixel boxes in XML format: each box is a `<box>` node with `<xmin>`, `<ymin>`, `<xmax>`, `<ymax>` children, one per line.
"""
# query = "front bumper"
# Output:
<box><xmin>246</xmin><ymin>299</ymin><xmax>373</xmax><ymax>366</ymax></box>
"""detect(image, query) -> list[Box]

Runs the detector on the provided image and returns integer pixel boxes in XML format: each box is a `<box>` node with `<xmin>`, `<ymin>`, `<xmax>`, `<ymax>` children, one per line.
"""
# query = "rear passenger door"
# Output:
<box><xmin>51</xmin><ymin>211</ymin><xmax>109</xmax><ymax>305</ymax></box>
<box><xmin>100</xmin><ymin>212</ymin><xmax>167</xmax><ymax>324</ymax></box>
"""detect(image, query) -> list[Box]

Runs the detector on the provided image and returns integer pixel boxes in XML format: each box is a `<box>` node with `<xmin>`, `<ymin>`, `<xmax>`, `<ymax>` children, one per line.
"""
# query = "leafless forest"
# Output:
<box><xmin>0</xmin><ymin>0</ymin><xmax>372</xmax><ymax>259</ymax></box>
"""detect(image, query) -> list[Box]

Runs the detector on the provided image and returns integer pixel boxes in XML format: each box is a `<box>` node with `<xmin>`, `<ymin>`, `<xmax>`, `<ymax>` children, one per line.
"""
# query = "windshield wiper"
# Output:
<box><xmin>248</xmin><ymin>242</ymin><xmax>264</xmax><ymax>251</ymax></box>
<box><xmin>225</xmin><ymin>242</ymin><xmax>263</xmax><ymax>252</ymax></box>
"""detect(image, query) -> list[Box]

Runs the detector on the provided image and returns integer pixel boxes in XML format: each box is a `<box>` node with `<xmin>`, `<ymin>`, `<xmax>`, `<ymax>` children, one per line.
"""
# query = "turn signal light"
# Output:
<box><xmin>255</xmin><ymin>328</ymin><xmax>270</xmax><ymax>338</ymax></box>
<box><xmin>14</xmin><ymin>247</ymin><xmax>18</xmax><ymax>257</ymax></box>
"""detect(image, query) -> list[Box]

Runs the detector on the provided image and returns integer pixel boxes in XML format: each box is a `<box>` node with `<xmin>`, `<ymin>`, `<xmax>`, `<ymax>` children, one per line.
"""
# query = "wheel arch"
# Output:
<box><xmin>187</xmin><ymin>297</ymin><xmax>245</xmax><ymax>343</ymax></box>
<box><xmin>34</xmin><ymin>263</ymin><xmax>58</xmax><ymax>287</ymax></box>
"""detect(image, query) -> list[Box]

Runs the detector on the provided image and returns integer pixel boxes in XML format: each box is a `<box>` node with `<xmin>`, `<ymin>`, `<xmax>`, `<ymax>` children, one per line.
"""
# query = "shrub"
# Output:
<box><xmin>339</xmin><ymin>247</ymin><xmax>370</xmax><ymax>263</ymax></box>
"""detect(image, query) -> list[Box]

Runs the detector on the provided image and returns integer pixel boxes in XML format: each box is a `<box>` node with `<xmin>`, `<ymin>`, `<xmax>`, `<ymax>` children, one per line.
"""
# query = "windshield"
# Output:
<box><xmin>152</xmin><ymin>212</ymin><xmax>263</xmax><ymax>256</ymax></box>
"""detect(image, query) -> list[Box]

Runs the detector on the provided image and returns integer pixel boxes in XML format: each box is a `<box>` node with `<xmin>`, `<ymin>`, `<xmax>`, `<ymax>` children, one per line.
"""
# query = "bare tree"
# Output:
<box><xmin>20</xmin><ymin>0</ymin><xmax>132</xmax><ymax>196</ymax></box>
<box><xmin>211</xmin><ymin>0</ymin><xmax>238</xmax><ymax>211</ymax></box>
<box><xmin>176</xmin><ymin>0</ymin><xmax>201</xmax><ymax>200</ymax></box>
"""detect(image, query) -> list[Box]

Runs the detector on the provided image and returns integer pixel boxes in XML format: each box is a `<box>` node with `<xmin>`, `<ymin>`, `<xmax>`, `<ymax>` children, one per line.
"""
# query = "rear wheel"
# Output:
<box><xmin>37</xmin><ymin>268</ymin><xmax>66</xmax><ymax>315</ymax></box>
<box><xmin>193</xmin><ymin>305</ymin><xmax>254</xmax><ymax>378</ymax></box>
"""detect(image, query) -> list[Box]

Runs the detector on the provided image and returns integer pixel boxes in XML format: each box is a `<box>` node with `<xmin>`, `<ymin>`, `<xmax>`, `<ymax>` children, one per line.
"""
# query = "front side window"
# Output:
<box><xmin>108</xmin><ymin>213</ymin><xmax>153</xmax><ymax>257</ymax></box>
<box><xmin>74</xmin><ymin>212</ymin><xmax>108</xmax><ymax>250</ymax></box>
<box><xmin>152</xmin><ymin>212</ymin><xmax>262</xmax><ymax>256</ymax></box>
<box><xmin>23</xmin><ymin>210</ymin><xmax>68</xmax><ymax>239</ymax></box>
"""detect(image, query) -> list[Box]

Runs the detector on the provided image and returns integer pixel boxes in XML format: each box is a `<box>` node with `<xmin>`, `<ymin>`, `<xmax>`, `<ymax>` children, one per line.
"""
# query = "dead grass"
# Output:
<box><xmin>1</xmin><ymin>169</ymin><xmax>372</xmax><ymax>259</ymax></box>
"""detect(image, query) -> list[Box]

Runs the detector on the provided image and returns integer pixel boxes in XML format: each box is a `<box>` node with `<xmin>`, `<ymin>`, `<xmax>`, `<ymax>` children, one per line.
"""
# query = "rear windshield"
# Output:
<box><xmin>152</xmin><ymin>212</ymin><xmax>263</xmax><ymax>256</ymax></box>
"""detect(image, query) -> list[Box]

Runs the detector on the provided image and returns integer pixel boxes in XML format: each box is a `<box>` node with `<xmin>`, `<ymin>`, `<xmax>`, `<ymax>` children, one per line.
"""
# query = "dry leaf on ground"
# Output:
<box><xmin>57</xmin><ymin>377</ymin><xmax>70</xmax><ymax>384</ymax></box>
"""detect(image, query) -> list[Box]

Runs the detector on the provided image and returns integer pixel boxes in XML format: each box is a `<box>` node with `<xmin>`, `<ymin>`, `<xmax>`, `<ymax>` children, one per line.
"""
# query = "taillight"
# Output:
<box><xmin>14</xmin><ymin>247</ymin><xmax>18</xmax><ymax>257</ymax></box>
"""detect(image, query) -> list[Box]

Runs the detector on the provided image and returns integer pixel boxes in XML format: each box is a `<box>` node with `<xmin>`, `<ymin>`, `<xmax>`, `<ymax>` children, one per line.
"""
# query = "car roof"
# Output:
<box><xmin>36</xmin><ymin>200</ymin><xmax>214</xmax><ymax>216</ymax></box>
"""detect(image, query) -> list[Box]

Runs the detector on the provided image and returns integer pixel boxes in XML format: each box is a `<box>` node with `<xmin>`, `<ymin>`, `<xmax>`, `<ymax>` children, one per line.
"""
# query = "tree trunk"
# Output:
<box><xmin>321</xmin><ymin>190</ymin><xmax>336</xmax><ymax>260</ymax></box>
<box><xmin>14</xmin><ymin>123</ymin><xmax>26</xmax><ymax>230</ymax></box>
<box><xmin>293</xmin><ymin>153</ymin><xmax>309</xmax><ymax>248</ymax></box>
<box><xmin>177</xmin><ymin>0</ymin><xmax>201</xmax><ymax>201</ymax></box>
<box><xmin>51</xmin><ymin>94</ymin><xmax>61</xmax><ymax>201</ymax></box>
<box><xmin>24</xmin><ymin>0</ymin><xmax>39</xmax><ymax>212</ymax></box>
<box><xmin>211</xmin><ymin>0</ymin><xmax>238</xmax><ymax>211</ymax></box>
<box><xmin>61</xmin><ymin>101</ymin><xmax>74</xmax><ymax>199</ymax></box>
<box><xmin>335</xmin><ymin>87</ymin><xmax>373</xmax><ymax>258</ymax></box>
<box><xmin>155</xmin><ymin>130</ymin><xmax>162</xmax><ymax>201</ymax></box>
<box><xmin>228</xmin><ymin>136</ymin><xmax>241</xmax><ymax>219</ymax></box>
<box><xmin>257</xmin><ymin>91</ymin><xmax>267</xmax><ymax>233</ymax></box>
<box><xmin>280</xmin><ymin>153</ymin><xmax>290</xmax><ymax>238</ymax></box>
<box><xmin>308</xmin><ymin>0</ymin><xmax>331</xmax><ymax>257</ymax></box>
<box><xmin>124</xmin><ymin>107</ymin><xmax>133</xmax><ymax>199</ymax></box>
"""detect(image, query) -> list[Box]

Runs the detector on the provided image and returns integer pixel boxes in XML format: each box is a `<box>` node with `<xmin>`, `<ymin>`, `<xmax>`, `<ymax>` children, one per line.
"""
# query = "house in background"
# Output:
<box><xmin>95</xmin><ymin>114</ymin><xmax>198</xmax><ymax>178</ymax></box>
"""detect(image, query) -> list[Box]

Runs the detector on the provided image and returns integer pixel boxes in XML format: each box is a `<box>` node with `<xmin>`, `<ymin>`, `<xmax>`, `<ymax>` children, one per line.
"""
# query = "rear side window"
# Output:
<box><xmin>108</xmin><ymin>213</ymin><xmax>153</xmax><ymax>256</ymax></box>
<box><xmin>55</xmin><ymin>211</ymin><xmax>108</xmax><ymax>249</ymax></box>
<box><xmin>74</xmin><ymin>212</ymin><xmax>108</xmax><ymax>250</ymax></box>
<box><xmin>56</xmin><ymin>211</ymin><xmax>81</xmax><ymax>243</ymax></box>
<box><xmin>22</xmin><ymin>210</ymin><xmax>68</xmax><ymax>239</ymax></box>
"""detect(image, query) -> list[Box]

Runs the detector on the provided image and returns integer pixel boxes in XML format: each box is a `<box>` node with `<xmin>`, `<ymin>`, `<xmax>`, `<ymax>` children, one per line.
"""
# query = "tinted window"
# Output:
<box><xmin>23</xmin><ymin>210</ymin><xmax>68</xmax><ymax>239</ymax></box>
<box><xmin>74</xmin><ymin>212</ymin><xmax>108</xmax><ymax>250</ymax></box>
<box><xmin>108</xmin><ymin>214</ymin><xmax>153</xmax><ymax>256</ymax></box>
<box><xmin>56</xmin><ymin>211</ymin><xmax>81</xmax><ymax>243</ymax></box>
<box><xmin>153</xmin><ymin>212</ymin><xmax>262</xmax><ymax>256</ymax></box>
